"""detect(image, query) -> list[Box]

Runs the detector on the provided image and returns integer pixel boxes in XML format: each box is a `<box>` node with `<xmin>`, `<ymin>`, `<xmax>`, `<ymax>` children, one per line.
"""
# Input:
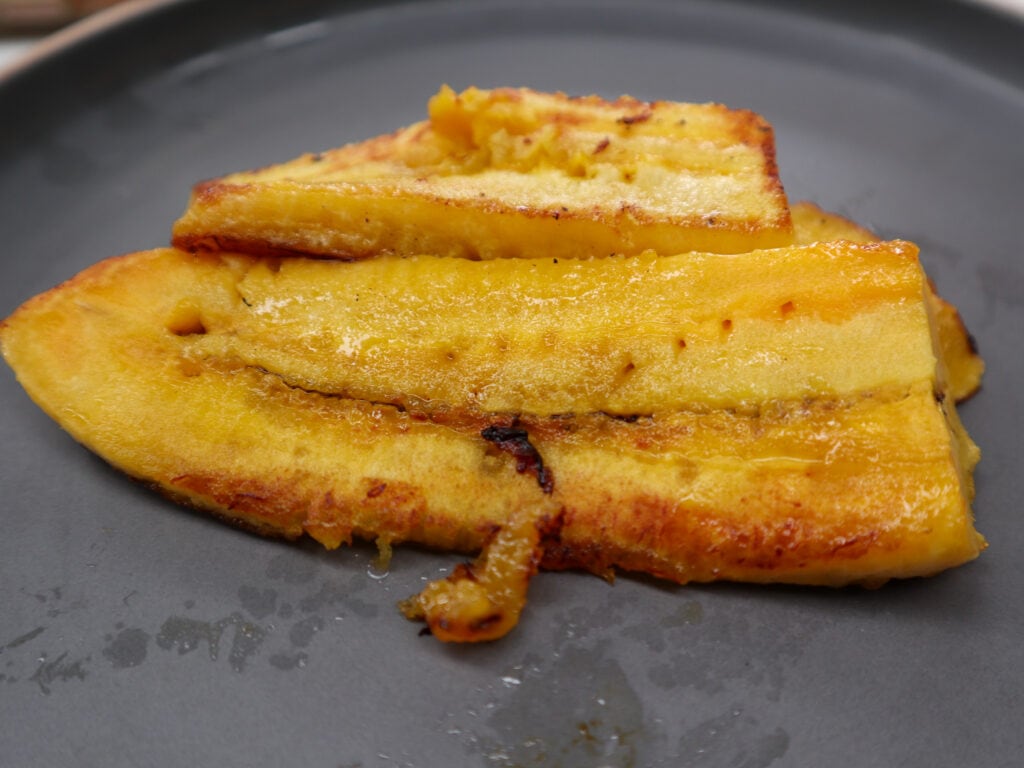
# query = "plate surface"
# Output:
<box><xmin>2</xmin><ymin>1</ymin><xmax>1023</xmax><ymax>765</ymax></box>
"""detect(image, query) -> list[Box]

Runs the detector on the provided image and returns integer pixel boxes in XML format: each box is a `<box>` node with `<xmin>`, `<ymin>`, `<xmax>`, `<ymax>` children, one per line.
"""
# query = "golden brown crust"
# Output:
<box><xmin>0</xmin><ymin>248</ymin><xmax>983</xmax><ymax>592</ymax></box>
<box><xmin>171</xmin><ymin>86</ymin><xmax>794</xmax><ymax>260</ymax></box>
<box><xmin>172</xmin><ymin>231</ymin><xmax>353</xmax><ymax>261</ymax></box>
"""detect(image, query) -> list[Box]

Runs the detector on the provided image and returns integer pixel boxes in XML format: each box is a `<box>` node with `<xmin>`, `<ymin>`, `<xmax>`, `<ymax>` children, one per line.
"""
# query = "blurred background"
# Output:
<box><xmin>0</xmin><ymin>0</ymin><xmax>126</xmax><ymax>32</ymax></box>
<box><xmin>0</xmin><ymin>0</ymin><xmax>127</xmax><ymax>69</ymax></box>
<box><xmin>2</xmin><ymin>0</ymin><xmax>1023</xmax><ymax>74</ymax></box>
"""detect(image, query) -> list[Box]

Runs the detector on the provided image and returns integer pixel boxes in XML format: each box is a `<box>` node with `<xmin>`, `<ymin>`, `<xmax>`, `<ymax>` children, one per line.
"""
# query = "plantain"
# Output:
<box><xmin>790</xmin><ymin>201</ymin><xmax>984</xmax><ymax>402</ymax></box>
<box><xmin>176</xmin><ymin>240</ymin><xmax>944</xmax><ymax>417</ymax></box>
<box><xmin>0</xmin><ymin>245</ymin><xmax>983</xmax><ymax>612</ymax></box>
<box><xmin>172</xmin><ymin>85</ymin><xmax>793</xmax><ymax>260</ymax></box>
<box><xmin>170</xmin><ymin>87</ymin><xmax>979</xmax><ymax>404</ymax></box>
<box><xmin>2</xmin><ymin>88</ymin><xmax>987</xmax><ymax>642</ymax></box>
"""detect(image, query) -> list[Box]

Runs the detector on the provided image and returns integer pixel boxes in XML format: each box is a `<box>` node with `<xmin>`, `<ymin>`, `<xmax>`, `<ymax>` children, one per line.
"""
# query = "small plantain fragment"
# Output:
<box><xmin>401</xmin><ymin>499</ymin><xmax>562</xmax><ymax>643</ymax></box>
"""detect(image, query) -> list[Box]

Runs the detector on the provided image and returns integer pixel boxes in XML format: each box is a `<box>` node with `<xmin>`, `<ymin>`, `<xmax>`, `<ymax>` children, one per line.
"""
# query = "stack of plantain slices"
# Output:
<box><xmin>0</xmin><ymin>86</ymin><xmax>985</xmax><ymax>642</ymax></box>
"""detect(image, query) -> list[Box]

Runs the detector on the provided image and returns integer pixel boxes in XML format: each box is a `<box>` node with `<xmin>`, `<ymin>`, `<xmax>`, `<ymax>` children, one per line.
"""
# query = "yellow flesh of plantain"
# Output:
<box><xmin>0</xmin><ymin>246</ymin><xmax>984</xmax><ymax>604</ymax></box>
<box><xmin>172</xmin><ymin>86</ymin><xmax>793</xmax><ymax>260</ymax></box>
<box><xmin>790</xmin><ymin>201</ymin><xmax>984</xmax><ymax>402</ymax></box>
<box><xmin>182</xmin><ymin>240</ymin><xmax>939</xmax><ymax>417</ymax></box>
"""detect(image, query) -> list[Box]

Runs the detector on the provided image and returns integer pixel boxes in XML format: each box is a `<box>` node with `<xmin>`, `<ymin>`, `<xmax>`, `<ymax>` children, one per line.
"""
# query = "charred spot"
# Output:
<box><xmin>705</xmin><ymin>215</ymin><xmax>717</xmax><ymax>226</ymax></box>
<box><xmin>721</xmin><ymin>318</ymin><xmax>733</xmax><ymax>333</ymax></box>
<box><xmin>677</xmin><ymin>338</ymin><xmax>687</xmax><ymax>350</ymax></box>
<box><xmin>537</xmin><ymin>509</ymin><xmax>566</xmax><ymax>548</ymax></box>
<box><xmin>609</xmin><ymin>413</ymin><xmax>640</xmax><ymax>423</ymax></box>
<box><xmin>779</xmin><ymin>300</ymin><xmax>795</xmax><ymax>318</ymax></box>
<box><xmin>310</xmin><ymin>152</ymin><xmax>324</xmax><ymax>162</ymax></box>
<box><xmin>366</xmin><ymin>483</ymin><xmax>387</xmax><ymax>499</ymax></box>
<box><xmin>617</xmin><ymin>111</ymin><xmax>652</xmax><ymax>126</ymax></box>
<box><xmin>481</xmin><ymin>425</ymin><xmax>554</xmax><ymax>494</ymax></box>
<box><xmin>935</xmin><ymin>389</ymin><xmax>947</xmax><ymax>404</ymax></box>
<box><xmin>594</xmin><ymin>137</ymin><xmax>611</xmax><ymax>153</ymax></box>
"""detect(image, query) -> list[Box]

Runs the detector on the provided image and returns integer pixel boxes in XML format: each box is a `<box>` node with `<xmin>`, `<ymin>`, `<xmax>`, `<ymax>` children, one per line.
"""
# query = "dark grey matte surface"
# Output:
<box><xmin>1</xmin><ymin>1</ymin><xmax>1022</xmax><ymax>765</ymax></box>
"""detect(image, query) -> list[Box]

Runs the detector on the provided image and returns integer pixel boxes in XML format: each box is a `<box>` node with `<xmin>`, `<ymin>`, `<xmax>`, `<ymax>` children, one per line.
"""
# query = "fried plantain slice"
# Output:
<box><xmin>170</xmin><ymin>239</ymin><xmax>942</xmax><ymax>418</ymax></box>
<box><xmin>1</xmin><ymin>247</ymin><xmax>984</xmax><ymax>615</ymax></box>
<box><xmin>172</xmin><ymin>86</ymin><xmax>793</xmax><ymax>260</ymax></box>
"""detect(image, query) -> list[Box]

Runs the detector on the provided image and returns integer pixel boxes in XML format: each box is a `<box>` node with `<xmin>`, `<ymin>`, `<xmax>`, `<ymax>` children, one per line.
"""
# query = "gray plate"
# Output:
<box><xmin>1</xmin><ymin>1</ymin><xmax>1022</xmax><ymax>765</ymax></box>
